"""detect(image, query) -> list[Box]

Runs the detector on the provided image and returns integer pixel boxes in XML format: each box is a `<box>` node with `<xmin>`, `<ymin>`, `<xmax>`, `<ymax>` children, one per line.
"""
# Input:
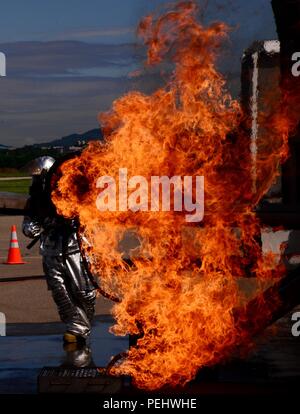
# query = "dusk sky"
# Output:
<box><xmin>0</xmin><ymin>0</ymin><xmax>277</xmax><ymax>147</ymax></box>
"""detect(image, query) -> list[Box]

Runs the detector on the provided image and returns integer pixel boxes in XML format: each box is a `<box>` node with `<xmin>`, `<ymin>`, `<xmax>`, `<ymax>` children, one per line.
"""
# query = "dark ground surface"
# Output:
<box><xmin>0</xmin><ymin>316</ymin><xmax>128</xmax><ymax>394</ymax></box>
<box><xmin>0</xmin><ymin>308</ymin><xmax>300</xmax><ymax>395</ymax></box>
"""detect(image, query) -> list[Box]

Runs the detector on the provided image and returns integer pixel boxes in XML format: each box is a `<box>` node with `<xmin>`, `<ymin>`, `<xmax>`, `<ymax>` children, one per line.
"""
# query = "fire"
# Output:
<box><xmin>52</xmin><ymin>1</ymin><xmax>292</xmax><ymax>390</ymax></box>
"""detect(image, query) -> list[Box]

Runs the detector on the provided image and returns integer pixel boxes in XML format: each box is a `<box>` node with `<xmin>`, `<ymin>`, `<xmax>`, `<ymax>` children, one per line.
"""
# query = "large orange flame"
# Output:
<box><xmin>52</xmin><ymin>1</ymin><xmax>292</xmax><ymax>390</ymax></box>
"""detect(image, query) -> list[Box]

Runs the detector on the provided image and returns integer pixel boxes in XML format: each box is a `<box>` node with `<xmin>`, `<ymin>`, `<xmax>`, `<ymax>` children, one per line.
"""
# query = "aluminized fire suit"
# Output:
<box><xmin>22</xmin><ymin>156</ymin><xmax>96</xmax><ymax>340</ymax></box>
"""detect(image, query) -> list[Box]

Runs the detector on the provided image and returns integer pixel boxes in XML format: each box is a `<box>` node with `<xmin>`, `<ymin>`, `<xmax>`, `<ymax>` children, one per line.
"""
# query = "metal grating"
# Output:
<box><xmin>38</xmin><ymin>366</ymin><xmax>122</xmax><ymax>394</ymax></box>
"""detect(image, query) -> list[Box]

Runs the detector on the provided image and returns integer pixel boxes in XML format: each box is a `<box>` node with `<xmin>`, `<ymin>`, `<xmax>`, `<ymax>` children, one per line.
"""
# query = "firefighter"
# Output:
<box><xmin>22</xmin><ymin>156</ymin><xmax>96</xmax><ymax>344</ymax></box>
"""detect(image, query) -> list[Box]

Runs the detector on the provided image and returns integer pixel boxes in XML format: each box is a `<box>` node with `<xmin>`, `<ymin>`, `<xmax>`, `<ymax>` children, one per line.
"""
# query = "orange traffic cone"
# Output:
<box><xmin>4</xmin><ymin>225</ymin><xmax>25</xmax><ymax>265</ymax></box>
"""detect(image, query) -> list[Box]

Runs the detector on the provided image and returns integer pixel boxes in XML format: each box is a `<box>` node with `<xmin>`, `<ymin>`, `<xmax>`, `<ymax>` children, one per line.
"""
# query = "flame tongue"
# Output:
<box><xmin>53</xmin><ymin>1</ymin><xmax>289</xmax><ymax>390</ymax></box>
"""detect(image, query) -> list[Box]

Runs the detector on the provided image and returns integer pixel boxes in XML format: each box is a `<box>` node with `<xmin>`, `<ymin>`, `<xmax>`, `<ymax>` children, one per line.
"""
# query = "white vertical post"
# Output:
<box><xmin>250</xmin><ymin>52</ymin><xmax>259</xmax><ymax>194</ymax></box>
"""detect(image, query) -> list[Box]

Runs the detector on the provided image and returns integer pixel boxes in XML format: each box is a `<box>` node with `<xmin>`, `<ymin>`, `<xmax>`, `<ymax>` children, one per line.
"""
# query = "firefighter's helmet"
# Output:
<box><xmin>27</xmin><ymin>156</ymin><xmax>55</xmax><ymax>176</ymax></box>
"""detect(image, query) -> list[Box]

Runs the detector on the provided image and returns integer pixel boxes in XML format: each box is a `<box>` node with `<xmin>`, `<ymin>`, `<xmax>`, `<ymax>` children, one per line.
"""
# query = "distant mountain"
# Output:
<box><xmin>34</xmin><ymin>128</ymin><xmax>103</xmax><ymax>148</ymax></box>
<box><xmin>0</xmin><ymin>144</ymin><xmax>10</xmax><ymax>149</ymax></box>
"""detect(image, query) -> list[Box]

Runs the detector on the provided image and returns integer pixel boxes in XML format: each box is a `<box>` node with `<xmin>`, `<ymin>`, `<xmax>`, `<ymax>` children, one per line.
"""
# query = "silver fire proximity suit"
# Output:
<box><xmin>22</xmin><ymin>156</ymin><xmax>96</xmax><ymax>340</ymax></box>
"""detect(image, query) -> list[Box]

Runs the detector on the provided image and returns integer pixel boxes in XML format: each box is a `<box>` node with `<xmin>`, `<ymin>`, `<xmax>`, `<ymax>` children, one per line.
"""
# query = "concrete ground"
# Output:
<box><xmin>0</xmin><ymin>215</ymin><xmax>113</xmax><ymax>324</ymax></box>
